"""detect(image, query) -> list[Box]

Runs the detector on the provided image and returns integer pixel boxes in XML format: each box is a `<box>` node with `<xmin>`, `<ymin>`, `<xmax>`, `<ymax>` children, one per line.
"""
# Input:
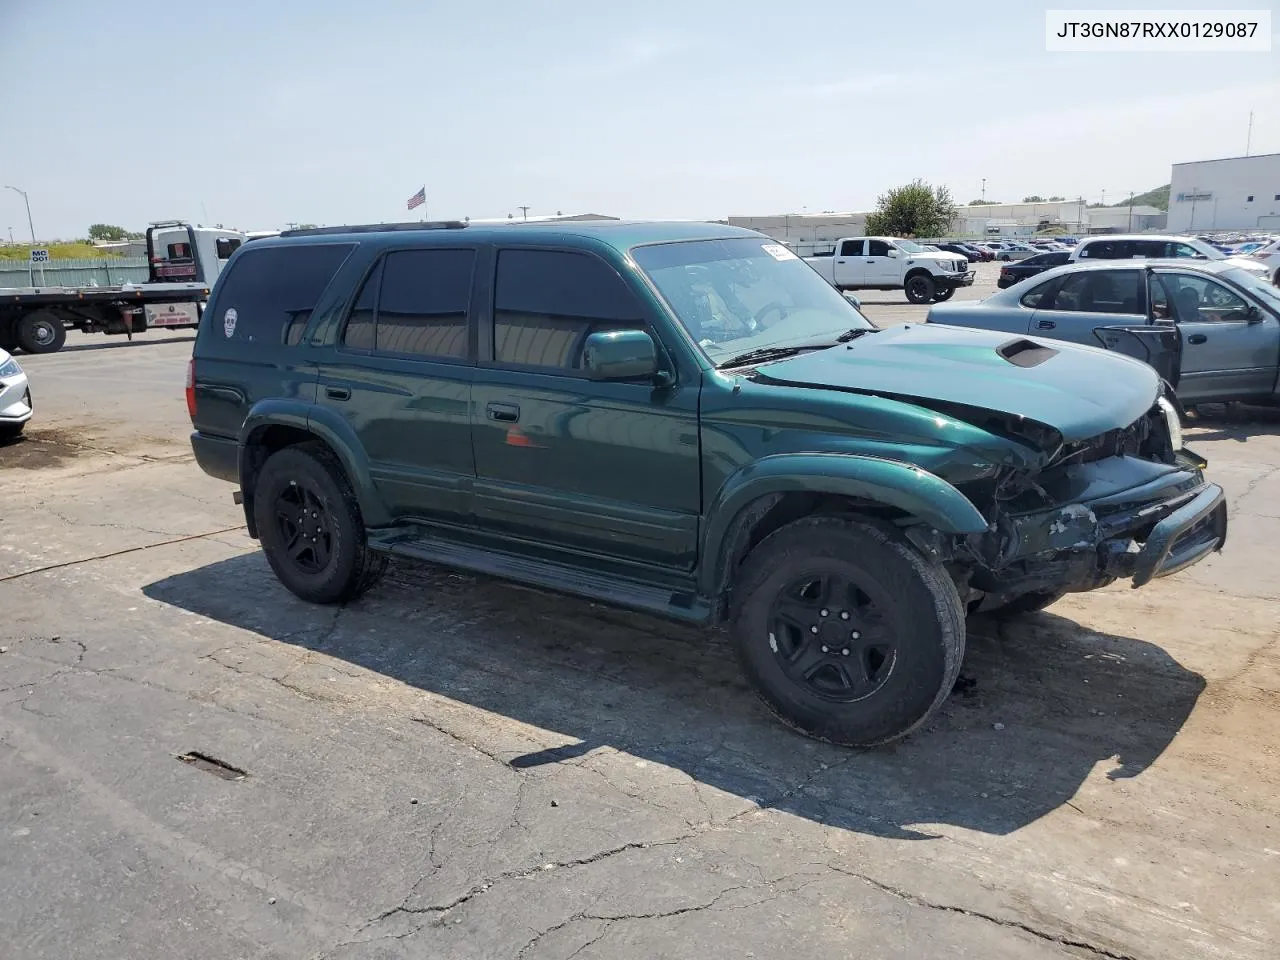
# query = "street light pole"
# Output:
<box><xmin>981</xmin><ymin>178</ymin><xmax>986</xmax><ymax>202</ymax></box>
<box><xmin>4</xmin><ymin>185</ymin><xmax>36</xmax><ymax>242</ymax></box>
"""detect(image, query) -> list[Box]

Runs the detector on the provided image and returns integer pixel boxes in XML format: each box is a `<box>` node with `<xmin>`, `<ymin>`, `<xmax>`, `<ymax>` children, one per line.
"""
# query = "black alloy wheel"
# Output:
<box><xmin>768</xmin><ymin>572</ymin><xmax>897</xmax><ymax>702</ymax></box>
<box><xmin>273</xmin><ymin>480</ymin><xmax>334</xmax><ymax>575</ymax></box>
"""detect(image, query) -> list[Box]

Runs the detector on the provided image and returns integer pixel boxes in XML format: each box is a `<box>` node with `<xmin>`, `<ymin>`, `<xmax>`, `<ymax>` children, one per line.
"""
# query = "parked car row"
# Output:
<box><xmin>929</xmin><ymin>256</ymin><xmax>1280</xmax><ymax>408</ymax></box>
<box><xmin>187</xmin><ymin>219</ymin><xmax>1228</xmax><ymax>748</ymax></box>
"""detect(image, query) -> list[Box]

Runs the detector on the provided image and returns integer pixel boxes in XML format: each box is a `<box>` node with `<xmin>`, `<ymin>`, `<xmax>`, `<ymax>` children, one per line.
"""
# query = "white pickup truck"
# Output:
<box><xmin>804</xmin><ymin>237</ymin><xmax>974</xmax><ymax>304</ymax></box>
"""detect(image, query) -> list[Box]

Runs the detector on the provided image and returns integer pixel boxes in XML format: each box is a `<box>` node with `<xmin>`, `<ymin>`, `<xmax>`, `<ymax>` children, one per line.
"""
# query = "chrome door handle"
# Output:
<box><xmin>486</xmin><ymin>401</ymin><xmax>520</xmax><ymax>422</ymax></box>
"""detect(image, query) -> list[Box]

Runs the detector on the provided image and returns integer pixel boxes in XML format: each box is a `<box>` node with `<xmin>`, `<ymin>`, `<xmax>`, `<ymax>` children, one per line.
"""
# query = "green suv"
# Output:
<box><xmin>189</xmin><ymin>220</ymin><xmax>1227</xmax><ymax>746</ymax></box>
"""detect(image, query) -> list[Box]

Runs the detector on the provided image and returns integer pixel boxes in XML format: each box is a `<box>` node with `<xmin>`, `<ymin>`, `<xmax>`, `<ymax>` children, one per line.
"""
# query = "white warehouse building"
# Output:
<box><xmin>1168</xmin><ymin>152</ymin><xmax>1280</xmax><ymax>233</ymax></box>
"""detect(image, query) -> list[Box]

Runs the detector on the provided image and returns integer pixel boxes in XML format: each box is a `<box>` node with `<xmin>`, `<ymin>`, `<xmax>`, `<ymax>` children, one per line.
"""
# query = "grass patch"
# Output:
<box><xmin>0</xmin><ymin>242</ymin><xmax>132</xmax><ymax>261</ymax></box>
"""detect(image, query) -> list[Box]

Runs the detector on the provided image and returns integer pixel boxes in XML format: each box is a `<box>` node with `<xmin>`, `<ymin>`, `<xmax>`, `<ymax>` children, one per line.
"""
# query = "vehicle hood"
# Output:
<box><xmin>1224</xmin><ymin>255</ymin><xmax>1270</xmax><ymax>274</ymax></box>
<box><xmin>754</xmin><ymin>323</ymin><xmax>1158</xmax><ymax>443</ymax></box>
<box><xmin>908</xmin><ymin>252</ymin><xmax>966</xmax><ymax>264</ymax></box>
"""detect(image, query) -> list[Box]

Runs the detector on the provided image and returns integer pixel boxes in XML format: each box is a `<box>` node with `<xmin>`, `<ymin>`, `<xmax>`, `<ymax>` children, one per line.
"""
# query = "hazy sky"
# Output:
<box><xmin>3</xmin><ymin>0</ymin><xmax>1278</xmax><ymax>238</ymax></box>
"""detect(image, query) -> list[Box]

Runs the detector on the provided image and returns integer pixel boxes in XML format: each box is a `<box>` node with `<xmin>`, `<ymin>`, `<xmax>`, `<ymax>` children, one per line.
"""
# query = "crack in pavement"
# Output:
<box><xmin>0</xmin><ymin>525</ymin><xmax>246</xmax><ymax>583</ymax></box>
<box><xmin>336</xmin><ymin>837</ymin><xmax>692</xmax><ymax>952</ymax></box>
<box><xmin>825</xmin><ymin>863</ymin><xmax>1138</xmax><ymax>960</ymax></box>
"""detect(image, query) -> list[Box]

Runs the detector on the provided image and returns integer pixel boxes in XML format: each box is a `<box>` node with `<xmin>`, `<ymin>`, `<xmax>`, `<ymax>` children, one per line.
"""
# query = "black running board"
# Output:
<box><xmin>369</xmin><ymin>533</ymin><xmax>709</xmax><ymax>624</ymax></box>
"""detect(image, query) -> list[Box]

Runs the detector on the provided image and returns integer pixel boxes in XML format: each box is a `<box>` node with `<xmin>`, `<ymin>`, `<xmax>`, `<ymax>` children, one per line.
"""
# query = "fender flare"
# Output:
<box><xmin>239</xmin><ymin>399</ymin><xmax>391</xmax><ymax>529</ymax></box>
<box><xmin>698</xmin><ymin>453</ymin><xmax>989</xmax><ymax>597</ymax></box>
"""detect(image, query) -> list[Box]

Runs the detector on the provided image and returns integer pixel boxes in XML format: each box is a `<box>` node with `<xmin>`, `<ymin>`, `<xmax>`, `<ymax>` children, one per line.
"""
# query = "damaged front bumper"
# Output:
<box><xmin>965</xmin><ymin>449</ymin><xmax>1228</xmax><ymax>599</ymax></box>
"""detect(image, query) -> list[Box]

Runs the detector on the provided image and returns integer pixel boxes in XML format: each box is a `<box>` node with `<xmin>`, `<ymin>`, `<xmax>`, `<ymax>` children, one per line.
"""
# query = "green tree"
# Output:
<box><xmin>1048</xmin><ymin>195</ymin><xmax>1065</xmax><ymax>201</ymax></box>
<box><xmin>87</xmin><ymin>223</ymin><xmax>130</xmax><ymax>242</ymax></box>
<box><xmin>1022</xmin><ymin>195</ymin><xmax>1046</xmax><ymax>203</ymax></box>
<box><xmin>967</xmin><ymin>198</ymin><xmax>1001</xmax><ymax>206</ymax></box>
<box><xmin>865</xmin><ymin>180</ymin><xmax>957</xmax><ymax>238</ymax></box>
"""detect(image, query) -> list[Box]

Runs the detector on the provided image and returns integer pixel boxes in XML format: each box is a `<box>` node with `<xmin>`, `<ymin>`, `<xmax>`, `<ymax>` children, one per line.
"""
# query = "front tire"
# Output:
<box><xmin>15</xmin><ymin>311</ymin><xmax>67</xmax><ymax>354</ymax></box>
<box><xmin>904</xmin><ymin>274</ymin><xmax>935</xmax><ymax>304</ymax></box>
<box><xmin>931</xmin><ymin>285</ymin><xmax>956</xmax><ymax>302</ymax></box>
<box><xmin>253</xmin><ymin>442</ymin><xmax>387</xmax><ymax>604</ymax></box>
<box><xmin>730</xmin><ymin>517</ymin><xmax>965</xmax><ymax>747</ymax></box>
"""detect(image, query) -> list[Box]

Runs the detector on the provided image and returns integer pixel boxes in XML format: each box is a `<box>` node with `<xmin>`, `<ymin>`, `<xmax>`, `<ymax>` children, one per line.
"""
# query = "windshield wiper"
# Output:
<box><xmin>716</xmin><ymin>344</ymin><xmax>826</xmax><ymax>369</ymax></box>
<box><xmin>836</xmin><ymin>327</ymin><xmax>878</xmax><ymax>342</ymax></box>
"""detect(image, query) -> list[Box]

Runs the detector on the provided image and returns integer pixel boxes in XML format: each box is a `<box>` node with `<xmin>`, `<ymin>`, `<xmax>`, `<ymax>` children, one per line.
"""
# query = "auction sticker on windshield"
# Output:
<box><xmin>761</xmin><ymin>243</ymin><xmax>798</xmax><ymax>261</ymax></box>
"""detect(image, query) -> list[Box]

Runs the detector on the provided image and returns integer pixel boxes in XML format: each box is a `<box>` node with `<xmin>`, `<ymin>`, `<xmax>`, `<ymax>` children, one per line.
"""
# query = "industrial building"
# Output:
<box><xmin>1168</xmin><ymin>152</ymin><xmax>1280</xmax><ymax>233</ymax></box>
<box><xmin>728</xmin><ymin>199</ymin><xmax>1165</xmax><ymax>251</ymax></box>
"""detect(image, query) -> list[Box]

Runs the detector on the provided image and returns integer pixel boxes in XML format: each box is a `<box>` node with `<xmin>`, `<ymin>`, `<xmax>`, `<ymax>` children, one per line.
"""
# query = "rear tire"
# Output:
<box><xmin>16</xmin><ymin>311</ymin><xmax>67</xmax><ymax>354</ymax></box>
<box><xmin>904</xmin><ymin>274</ymin><xmax>936</xmax><ymax>304</ymax></box>
<box><xmin>730</xmin><ymin>517</ymin><xmax>965</xmax><ymax>747</ymax></box>
<box><xmin>253</xmin><ymin>442</ymin><xmax>387</xmax><ymax>604</ymax></box>
<box><xmin>931</xmin><ymin>285</ymin><xmax>956</xmax><ymax>302</ymax></box>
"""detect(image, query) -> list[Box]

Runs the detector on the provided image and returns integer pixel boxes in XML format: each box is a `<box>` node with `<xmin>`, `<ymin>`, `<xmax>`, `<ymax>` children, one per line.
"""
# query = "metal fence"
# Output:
<box><xmin>0</xmin><ymin>256</ymin><xmax>149</xmax><ymax>289</ymax></box>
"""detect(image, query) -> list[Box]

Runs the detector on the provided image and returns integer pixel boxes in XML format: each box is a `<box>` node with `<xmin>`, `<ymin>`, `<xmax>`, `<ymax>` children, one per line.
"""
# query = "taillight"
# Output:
<box><xmin>185</xmin><ymin>357</ymin><xmax>196</xmax><ymax>419</ymax></box>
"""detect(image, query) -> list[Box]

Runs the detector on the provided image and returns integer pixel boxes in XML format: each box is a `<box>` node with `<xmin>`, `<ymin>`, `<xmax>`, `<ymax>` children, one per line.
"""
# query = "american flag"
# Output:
<box><xmin>407</xmin><ymin>187</ymin><xmax>426</xmax><ymax>211</ymax></box>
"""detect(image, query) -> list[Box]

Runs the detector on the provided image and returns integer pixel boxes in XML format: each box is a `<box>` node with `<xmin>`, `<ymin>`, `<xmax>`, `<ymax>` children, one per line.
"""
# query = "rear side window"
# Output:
<box><xmin>1047</xmin><ymin>269</ymin><xmax>1142</xmax><ymax>313</ymax></box>
<box><xmin>213</xmin><ymin>244</ymin><xmax>355</xmax><ymax>345</ymax></box>
<box><xmin>1020</xmin><ymin>276</ymin><xmax>1061</xmax><ymax>308</ymax></box>
<box><xmin>374</xmin><ymin>249</ymin><xmax>475</xmax><ymax>359</ymax></box>
<box><xmin>340</xmin><ymin>249</ymin><xmax>476</xmax><ymax>360</ymax></box>
<box><xmin>215</xmin><ymin>237</ymin><xmax>242</xmax><ymax>260</ymax></box>
<box><xmin>493</xmin><ymin>249</ymin><xmax>643</xmax><ymax>372</ymax></box>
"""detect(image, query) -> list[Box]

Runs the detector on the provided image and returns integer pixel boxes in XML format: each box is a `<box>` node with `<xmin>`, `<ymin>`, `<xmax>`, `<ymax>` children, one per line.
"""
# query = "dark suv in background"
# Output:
<box><xmin>189</xmin><ymin>220</ymin><xmax>1226</xmax><ymax>747</ymax></box>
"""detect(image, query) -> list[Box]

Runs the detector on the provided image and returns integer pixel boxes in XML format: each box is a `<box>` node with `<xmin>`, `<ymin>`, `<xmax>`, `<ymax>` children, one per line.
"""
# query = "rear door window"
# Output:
<box><xmin>212</xmin><ymin>243</ymin><xmax>356</xmax><ymax>345</ymax></box>
<box><xmin>1047</xmin><ymin>270</ymin><xmax>1143</xmax><ymax>314</ymax></box>
<box><xmin>1019</xmin><ymin>276</ymin><xmax>1062</xmax><ymax>308</ymax></box>
<box><xmin>374</xmin><ymin>249</ymin><xmax>475</xmax><ymax>359</ymax></box>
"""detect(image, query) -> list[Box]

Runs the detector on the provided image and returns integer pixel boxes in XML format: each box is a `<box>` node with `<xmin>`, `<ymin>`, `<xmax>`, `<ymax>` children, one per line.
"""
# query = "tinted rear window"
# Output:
<box><xmin>211</xmin><ymin>244</ymin><xmax>355</xmax><ymax>345</ymax></box>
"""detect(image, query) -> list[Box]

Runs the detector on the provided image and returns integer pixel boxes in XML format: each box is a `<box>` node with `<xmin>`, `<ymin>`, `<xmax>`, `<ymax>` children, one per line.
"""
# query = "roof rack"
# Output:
<box><xmin>279</xmin><ymin>221</ymin><xmax>468</xmax><ymax>237</ymax></box>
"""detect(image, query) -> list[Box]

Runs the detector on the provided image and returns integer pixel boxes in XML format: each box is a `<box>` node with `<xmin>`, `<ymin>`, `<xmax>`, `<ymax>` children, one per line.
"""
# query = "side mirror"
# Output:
<box><xmin>1246</xmin><ymin>304</ymin><xmax>1264</xmax><ymax>324</ymax></box>
<box><xmin>886</xmin><ymin>248</ymin><xmax>900</xmax><ymax>258</ymax></box>
<box><xmin>583</xmin><ymin>329</ymin><xmax>660</xmax><ymax>381</ymax></box>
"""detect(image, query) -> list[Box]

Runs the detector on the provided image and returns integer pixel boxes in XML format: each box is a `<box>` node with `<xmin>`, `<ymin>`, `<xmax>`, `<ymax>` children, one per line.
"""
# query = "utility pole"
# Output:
<box><xmin>1246</xmin><ymin>110</ymin><xmax>1254</xmax><ymax>156</ymax></box>
<box><xmin>517</xmin><ymin>205</ymin><xmax>530</xmax><ymax>221</ymax></box>
<box><xmin>981</xmin><ymin>178</ymin><xmax>986</xmax><ymax>202</ymax></box>
<box><xmin>1100</xmin><ymin>189</ymin><xmax>1106</xmax><ymax>207</ymax></box>
<box><xmin>6</xmin><ymin>227</ymin><xmax>12</xmax><ymax>244</ymax></box>
<box><xmin>4</xmin><ymin>185</ymin><xmax>36</xmax><ymax>242</ymax></box>
<box><xmin>1127</xmin><ymin>191</ymin><xmax>1135</xmax><ymax>232</ymax></box>
<box><xmin>1189</xmin><ymin>186</ymin><xmax>1199</xmax><ymax>230</ymax></box>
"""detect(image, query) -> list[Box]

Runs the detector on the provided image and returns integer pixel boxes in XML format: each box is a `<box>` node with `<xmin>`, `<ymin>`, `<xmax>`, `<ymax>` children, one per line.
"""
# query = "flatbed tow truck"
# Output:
<box><xmin>0</xmin><ymin>221</ymin><xmax>254</xmax><ymax>354</ymax></box>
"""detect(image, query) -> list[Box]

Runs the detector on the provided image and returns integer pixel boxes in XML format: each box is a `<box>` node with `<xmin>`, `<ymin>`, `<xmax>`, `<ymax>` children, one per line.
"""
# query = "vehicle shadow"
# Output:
<box><xmin>1184</xmin><ymin>402</ymin><xmax>1280</xmax><ymax>442</ymax></box>
<box><xmin>49</xmin><ymin>333</ymin><xmax>196</xmax><ymax>355</ymax></box>
<box><xmin>143</xmin><ymin>552</ymin><xmax>1205</xmax><ymax>840</ymax></box>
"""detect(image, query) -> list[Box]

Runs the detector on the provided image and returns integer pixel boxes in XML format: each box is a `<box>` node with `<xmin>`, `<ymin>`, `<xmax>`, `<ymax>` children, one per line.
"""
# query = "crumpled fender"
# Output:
<box><xmin>698</xmin><ymin>452</ymin><xmax>989</xmax><ymax>595</ymax></box>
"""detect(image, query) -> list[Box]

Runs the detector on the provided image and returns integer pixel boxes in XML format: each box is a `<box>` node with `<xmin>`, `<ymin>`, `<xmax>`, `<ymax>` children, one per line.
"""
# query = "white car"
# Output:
<box><xmin>1071</xmin><ymin>234</ymin><xmax>1271</xmax><ymax>281</ymax></box>
<box><xmin>1249</xmin><ymin>238</ymin><xmax>1280</xmax><ymax>285</ymax></box>
<box><xmin>0</xmin><ymin>347</ymin><xmax>33</xmax><ymax>439</ymax></box>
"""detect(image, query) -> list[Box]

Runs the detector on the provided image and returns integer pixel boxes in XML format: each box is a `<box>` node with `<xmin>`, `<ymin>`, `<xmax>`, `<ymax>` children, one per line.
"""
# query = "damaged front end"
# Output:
<box><xmin>943</xmin><ymin>396</ymin><xmax>1227</xmax><ymax>607</ymax></box>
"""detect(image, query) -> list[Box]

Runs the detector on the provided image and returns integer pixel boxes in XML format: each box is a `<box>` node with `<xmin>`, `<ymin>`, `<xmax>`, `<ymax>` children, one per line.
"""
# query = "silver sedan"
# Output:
<box><xmin>0</xmin><ymin>347</ymin><xmax>33</xmax><ymax>439</ymax></box>
<box><xmin>926</xmin><ymin>259</ymin><xmax>1280</xmax><ymax>405</ymax></box>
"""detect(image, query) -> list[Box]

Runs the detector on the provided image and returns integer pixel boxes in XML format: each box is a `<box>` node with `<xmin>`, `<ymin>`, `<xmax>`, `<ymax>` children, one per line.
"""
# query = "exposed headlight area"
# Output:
<box><xmin>1158</xmin><ymin>395</ymin><xmax>1183</xmax><ymax>451</ymax></box>
<box><xmin>0</xmin><ymin>356</ymin><xmax>22</xmax><ymax>379</ymax></box>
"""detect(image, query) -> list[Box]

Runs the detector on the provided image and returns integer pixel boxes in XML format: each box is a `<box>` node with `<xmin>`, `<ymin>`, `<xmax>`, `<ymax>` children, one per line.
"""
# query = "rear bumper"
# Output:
<box><xmin>191</xmin><ymin>431</ymin><xmax>239</xmax><ymax>483</ymax></box>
